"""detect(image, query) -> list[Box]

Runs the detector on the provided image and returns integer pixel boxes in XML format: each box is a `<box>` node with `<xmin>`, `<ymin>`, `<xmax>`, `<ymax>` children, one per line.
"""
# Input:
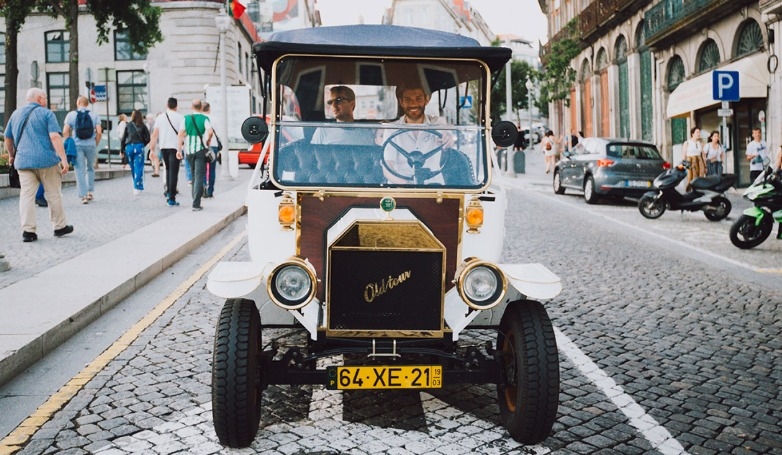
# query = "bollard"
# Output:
<box><xmin>513</xmin><ymin>149</ymin><xmax>525</xmax><ymax>174</ymax></box>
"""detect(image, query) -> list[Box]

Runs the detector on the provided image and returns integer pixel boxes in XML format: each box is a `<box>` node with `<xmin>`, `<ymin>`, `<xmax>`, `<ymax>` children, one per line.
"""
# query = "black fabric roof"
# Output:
<box><xmin>254</xmin><ymin>25</ymin><xmax>511</xmax><ymax>73</ymax></box>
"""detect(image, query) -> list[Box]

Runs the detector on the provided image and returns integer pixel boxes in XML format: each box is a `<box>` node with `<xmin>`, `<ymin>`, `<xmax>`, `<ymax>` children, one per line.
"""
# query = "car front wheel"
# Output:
<box><xmin>497</xmin><ymin>300</ymin><xmax>559</xmax><ymax>444</ymax></box>
<box><xmin>553</xmin><ymin>171</ymin><xmax>565</xmax><ymax>194</ymax></box>
<box><xmin>212</xmin><ymin>298</ymin><xmax>263</xmax><ymax>448</ymax></box>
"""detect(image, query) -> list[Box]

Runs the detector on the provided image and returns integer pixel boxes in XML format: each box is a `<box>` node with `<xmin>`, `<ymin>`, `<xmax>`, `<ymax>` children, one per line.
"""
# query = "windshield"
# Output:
<box><xmin>270</xmin><ymin>56</ymin><xmax>488</xmax><ymax>189</ymax></box>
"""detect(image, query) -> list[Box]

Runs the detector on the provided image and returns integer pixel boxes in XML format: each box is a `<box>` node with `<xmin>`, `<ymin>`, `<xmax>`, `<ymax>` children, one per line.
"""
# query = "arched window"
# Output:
<box><xmin>615</xmin><ymin>35</ymin><xmax>628</xmax><ymax>62</ymax></box>
<box><xmin>697</xmin><ymin>39</ymin><xmax>720</xmax><ymax>73</ymax></box>
<box><xmin>579</xmin><ymin>58</ymin><xmax>591</xmax><ymax>82</ymax></box>
<box><xmin>736</xmin><ymin>20</ymin><xmax>764</xmax><ymax>57</ymax></box>
<box><xmin>596</xmin><ymin>48</ymin><xmax>608</xmax><ymax>70</ymax></box>
<box><xmin>667</xmin><ymin>56</ymin><xmax>685</xmax><ymax>92</ymax></box>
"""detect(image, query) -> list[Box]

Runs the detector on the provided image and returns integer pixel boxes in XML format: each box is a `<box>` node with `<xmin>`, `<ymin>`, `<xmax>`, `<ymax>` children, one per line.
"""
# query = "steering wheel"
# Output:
<box><xmin>381</xmin><ymin>128</ymin><xmax>449</xmax><ymax>184</ymax></box>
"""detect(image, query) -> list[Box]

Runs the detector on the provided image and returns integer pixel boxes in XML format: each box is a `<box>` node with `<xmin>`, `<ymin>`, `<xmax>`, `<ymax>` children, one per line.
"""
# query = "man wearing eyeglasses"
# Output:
<box><xmin>311</xmin><ymin>86</ymin><xmax>375</xmax><ymax>145</ymax></box>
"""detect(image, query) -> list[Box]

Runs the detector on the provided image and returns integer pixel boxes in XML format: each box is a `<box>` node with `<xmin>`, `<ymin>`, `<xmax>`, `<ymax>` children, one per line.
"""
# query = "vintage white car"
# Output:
<box><xmin>206</xmin><ymin>24</ymin><xmax>562</xmax><ymax>448</ymax></box>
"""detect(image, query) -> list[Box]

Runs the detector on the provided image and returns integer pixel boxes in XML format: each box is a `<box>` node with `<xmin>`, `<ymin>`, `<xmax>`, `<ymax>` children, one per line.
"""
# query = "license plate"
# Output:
<box><xmin>326</xmin><ymin>365</ymin><xmax>442</xmax><ymax>390</ymax></box>
<box><xmin>625</xmin><ymin>180</ymin><xmax>651</xmax><ymax>188</ymax></box>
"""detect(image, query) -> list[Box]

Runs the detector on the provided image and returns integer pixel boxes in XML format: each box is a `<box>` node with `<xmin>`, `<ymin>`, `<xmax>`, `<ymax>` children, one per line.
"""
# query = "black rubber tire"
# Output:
<box><xmin>729</xmin><ymin>213</ymin><xmax>773</xmax><ymax>249</ymax></box>
<box><xmin>638</xmin><ymin>194</ymin><xmax>666</xmax><ymax>219</ymax></box>
<box><xmin>583</xmin><ymin>176</ymin><xmax>599</xmax><ymax>204</ymax></box>
<box><xmin>212</xmin><ymin>298</ymin><xmax>262</xmax><ymax>448</ymax></box>
<box><xmin>553</xmin><ymin>171</ymin><xmax>565</xmax><ymax>195</ymax></box>
<box><xmin>497</xmin><ymin>300</ymin><xmax>559</xmax><ymax>444</ymax></box>
<box><xmin>703</xmin><ymin>196</ymin><xmax>731</xmax><ymax>221</ymax></box>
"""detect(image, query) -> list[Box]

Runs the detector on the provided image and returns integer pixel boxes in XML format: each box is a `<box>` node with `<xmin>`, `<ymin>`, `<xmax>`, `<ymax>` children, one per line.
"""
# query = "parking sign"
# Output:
<box><xmin>712</xmin><ymin>71</ymin><xmax>739</xmax><ymax>101</ymax></box>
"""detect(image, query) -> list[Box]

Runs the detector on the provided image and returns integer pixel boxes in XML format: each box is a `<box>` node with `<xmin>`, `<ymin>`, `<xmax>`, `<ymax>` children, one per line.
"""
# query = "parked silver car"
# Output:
<box><xmin>553</xmin><ymin>137</ymin><xmax>669</xmax><ymax>204</ymax></box>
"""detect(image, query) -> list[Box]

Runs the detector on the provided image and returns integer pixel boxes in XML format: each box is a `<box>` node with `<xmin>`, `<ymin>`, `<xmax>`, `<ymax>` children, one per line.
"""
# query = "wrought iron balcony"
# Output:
<box><xmin>580</xmin><ymin>0</ymin><xmax>651</xmax><ymax>42</ymax></box>
<box><xmin>644</xmin><ymin>0</ymin><xmax>753</xmax><ymax>48</ymax></box>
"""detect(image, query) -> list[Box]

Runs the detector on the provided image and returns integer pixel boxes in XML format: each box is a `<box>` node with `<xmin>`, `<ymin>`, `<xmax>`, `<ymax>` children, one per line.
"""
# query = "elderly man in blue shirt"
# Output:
<box><xmin>4</xmin><ymin>88</ymin><xmax>73</xmax><ymax>242</ymax></box>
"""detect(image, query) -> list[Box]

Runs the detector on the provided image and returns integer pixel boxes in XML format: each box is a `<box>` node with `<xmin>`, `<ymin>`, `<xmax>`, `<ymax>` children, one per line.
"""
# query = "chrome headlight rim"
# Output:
<box><xmin>454</xmin><ymin>257</ymin><xmax>507</xmax><ymax>310</ymax></box>
<box><xmin>266</xmin><ymin>257</ymin><xmax>317</xmax><ymax>310</ymax></box>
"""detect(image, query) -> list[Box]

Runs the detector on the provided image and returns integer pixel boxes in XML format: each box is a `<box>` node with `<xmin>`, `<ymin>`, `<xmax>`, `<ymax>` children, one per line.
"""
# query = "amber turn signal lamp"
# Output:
<box><xmin>465</xmin><ymin>197</ymin><xmax>484</xmax><ymax>233</ymax></box>
<box><xmin>278</xmin><ymin>192</ymin><xmax>296</xmax><ymax>230</ymax></box>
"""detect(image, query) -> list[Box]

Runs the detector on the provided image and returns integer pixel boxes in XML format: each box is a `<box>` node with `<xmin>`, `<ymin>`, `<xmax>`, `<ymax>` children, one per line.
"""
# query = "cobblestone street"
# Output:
<box><xmin>3</xmin><ymin>176</ymin><xmax>781</xmax><ymax>454</ymax></box>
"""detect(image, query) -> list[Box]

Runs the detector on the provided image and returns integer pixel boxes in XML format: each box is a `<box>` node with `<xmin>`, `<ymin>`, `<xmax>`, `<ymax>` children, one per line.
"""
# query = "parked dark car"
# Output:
<box><xmin>553</xmin><ymin>137</ymin><xmax>670</xmax><ymax>204</ymax></box>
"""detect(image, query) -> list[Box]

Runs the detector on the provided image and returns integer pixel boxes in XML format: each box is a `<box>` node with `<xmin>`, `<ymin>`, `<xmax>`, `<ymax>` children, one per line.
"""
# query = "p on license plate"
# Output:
<box><xmin>326</xmin><ymin>365</ymin><xmax>442</xmax><ymax>390</ymax></box>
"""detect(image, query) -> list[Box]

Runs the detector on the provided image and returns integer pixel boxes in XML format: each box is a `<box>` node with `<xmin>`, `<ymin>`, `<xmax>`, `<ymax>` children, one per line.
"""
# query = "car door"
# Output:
<box><xmin>559</xmin><ymin>142</ymin><xmax>585</xmax><ymax>187</ymax></box>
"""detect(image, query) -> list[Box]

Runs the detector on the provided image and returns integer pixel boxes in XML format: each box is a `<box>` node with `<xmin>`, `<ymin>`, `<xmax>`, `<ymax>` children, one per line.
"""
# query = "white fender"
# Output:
<box><xmin>498</xmin><ymin>263</ymin><xmax>561</xmax><ymax>300</ymax></box>
<box><xmin>207</xmin><ymin>261</ymin><xmax>268</xmax><ymax>298</ymax></box>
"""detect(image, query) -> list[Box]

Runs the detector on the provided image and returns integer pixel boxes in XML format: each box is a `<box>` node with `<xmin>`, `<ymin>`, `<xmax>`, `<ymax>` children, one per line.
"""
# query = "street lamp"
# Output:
<box><xmin>525</xmin><ymin>77</ymin><xmax>534</xmax><ymax>150</ymax></box>
<box><xmin>215</xmin><ymin>7</ymin><xmax>232</xmax><ymax>179</ymax></box>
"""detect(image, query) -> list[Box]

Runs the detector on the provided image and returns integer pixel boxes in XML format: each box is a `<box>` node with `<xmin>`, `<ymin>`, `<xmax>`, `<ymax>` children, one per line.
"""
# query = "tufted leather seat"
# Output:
<box><xmin>275</xmin><ymin>142</ymin><xmax>385</xmax><ymax>185</ymax></box>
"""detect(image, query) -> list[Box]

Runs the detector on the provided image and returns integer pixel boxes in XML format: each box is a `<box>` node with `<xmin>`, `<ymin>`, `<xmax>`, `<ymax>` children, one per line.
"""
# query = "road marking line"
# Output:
<box><xmin>555</xmin><ymin>327</ymin><xmax>689</xmax><ymax>455</ymax></box>
<box><xmin>0</xmin><ymin>232</ymin><xmax>246</xmax><ymax>454</ymax></box>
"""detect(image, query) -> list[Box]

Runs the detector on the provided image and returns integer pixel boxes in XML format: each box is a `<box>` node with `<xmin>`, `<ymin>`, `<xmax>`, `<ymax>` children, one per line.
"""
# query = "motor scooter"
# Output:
<box><xmin>729</xmin><ymin>167</ymin><xmax>782</xmax><ymax>249</ymax></box>
<box><xmin>638</xmin><ymin>160</ymin><xmax>735</xmax><ymax>221</ymax></box>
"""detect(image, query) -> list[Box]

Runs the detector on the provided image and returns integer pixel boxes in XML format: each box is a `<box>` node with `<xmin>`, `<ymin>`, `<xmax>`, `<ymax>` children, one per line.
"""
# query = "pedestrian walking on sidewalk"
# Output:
<box><xmin>121</xmin><ymin>110</ymin><xmax>151</xmax><ymax>195</ymax></box>
<box><xmin>746</xmin><ymin>127</ymin><xmax>768</xmax><ymax>182</ymax></box>
<box><xmin>202</xmin><ymin>101</ymin><xmax>220</xmax><ymax>198</ymax></box>
<box><xmin>116</xmin><ymin>113</ymin><xmax>128</xmax><ymax>170</ymax></box>
<box><xmin>150</xmin><ymin>97</ymin><xmax>184</xmax><ymax>206</ymax></box>
<box><xmin>146</xmin><ymin>113</ymin><xmax>161</xmax><ymax>177</ymax></box>
<box><xmin>541</xmin><ymin>130</ymin><xmax>562</xmax><ymax>174</ymax></box>
<box><xmin>704</xmin><ymin>130</ymin><xmax>725</xmax><ymax>176</ymax></box>
<box><xmin>177</xmin><ymin>99</ymin><xmax>213</xmax><ymax>211</ymax></box>
<box><xmin>4</xmin><ymin>88</ymin><xmax>74</xmax><ymax>242</ymax></box>
<box><xmin>682</xmin><ymin>127</ymin><xmax>704</xmax><ymax>191</ymax></box>
<box><xmin>63</xmin><ymin>96</ymin><xmax>102</xmax><ymax>204</ymax></box>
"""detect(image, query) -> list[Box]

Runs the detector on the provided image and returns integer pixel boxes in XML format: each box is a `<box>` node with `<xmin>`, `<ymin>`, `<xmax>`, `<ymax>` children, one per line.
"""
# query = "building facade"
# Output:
<box><xmin>543</xmin><ymin>0</ymin><xmax>770</xmax><ymax>186</ymax></box>
<box><xmin>1</xmin><ymin>0</ymin><xmax>260</xmax><ymax>147</ymax></box>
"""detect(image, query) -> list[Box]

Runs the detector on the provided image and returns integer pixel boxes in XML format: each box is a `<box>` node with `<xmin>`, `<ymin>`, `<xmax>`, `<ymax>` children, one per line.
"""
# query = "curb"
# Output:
<box><xmin>0</xmin><ymin>183</ymin><xmax>248</xmax><ymax>388</ymax></box>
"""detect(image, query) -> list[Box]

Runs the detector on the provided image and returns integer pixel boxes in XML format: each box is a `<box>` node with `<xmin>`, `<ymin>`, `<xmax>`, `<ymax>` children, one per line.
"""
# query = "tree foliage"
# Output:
<box><xmin>491</xmin><ymin>59</ymin><xmax>536</xmax><ymax>125</ymax></box>
<box><xmin>2</xmin><ymin>0</ymin><xmax>163</xmax><ymax>118</ymax></box>
<box><xmin>2</xmin><ymin>0</ymin><xmax>38</xmax><ymax>127</ymax></box>
<box><xmin>538</xmin><ymin>18</ymin><xmax>581</xmax><ymax>107</ymax></box>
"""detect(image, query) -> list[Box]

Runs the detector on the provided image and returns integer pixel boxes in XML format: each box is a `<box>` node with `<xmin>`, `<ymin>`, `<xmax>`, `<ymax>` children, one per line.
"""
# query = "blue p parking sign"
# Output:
<box><xmin>712</xmin><ymin>71</ymin><xmax>739</xmax><ymax>101</ymax></box>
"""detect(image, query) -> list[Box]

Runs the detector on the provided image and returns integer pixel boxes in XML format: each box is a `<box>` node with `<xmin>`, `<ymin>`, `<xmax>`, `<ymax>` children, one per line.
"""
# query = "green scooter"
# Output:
<box><xmin>729</xmin><ymin>167</ymin><xmax>782</xmax><ymax>249</ymax></box>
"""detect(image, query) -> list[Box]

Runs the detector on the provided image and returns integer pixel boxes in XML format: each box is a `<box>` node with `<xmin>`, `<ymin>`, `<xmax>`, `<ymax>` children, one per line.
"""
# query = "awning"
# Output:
<box><xmin>666</xmin><ymin>52</ymin><xmax>769</xmax><ymax>119</ymax></box>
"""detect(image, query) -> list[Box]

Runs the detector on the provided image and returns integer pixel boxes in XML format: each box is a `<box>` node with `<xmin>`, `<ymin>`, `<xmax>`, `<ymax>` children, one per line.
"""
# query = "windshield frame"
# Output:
<box><xmin>266</xmin><ymin>53</ymin><xmax>494</xmax><ymax>193</ymax></box>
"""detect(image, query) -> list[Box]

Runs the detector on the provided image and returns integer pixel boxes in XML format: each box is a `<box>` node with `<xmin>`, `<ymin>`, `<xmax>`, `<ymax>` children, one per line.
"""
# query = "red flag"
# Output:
<box><xmin>229</xmin><ymin>0</ymin><xmax>246</xmax><ymax>19</ymax></box>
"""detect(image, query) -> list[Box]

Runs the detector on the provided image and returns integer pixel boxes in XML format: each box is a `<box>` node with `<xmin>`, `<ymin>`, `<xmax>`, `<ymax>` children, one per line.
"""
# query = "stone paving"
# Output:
<box><xmin>0</xmin><ymin>167</ymin><xmax>249</xmax><ymax>291</ymax></box>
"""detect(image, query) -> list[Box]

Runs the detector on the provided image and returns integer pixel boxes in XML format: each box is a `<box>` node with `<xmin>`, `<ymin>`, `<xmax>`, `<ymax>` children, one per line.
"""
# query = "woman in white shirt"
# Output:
<box><xmin>682</xmin><ymin>127</ymin><xmax>704</xmax><ymax>190</ymax></box>
<box><xmin>704</xmin><ymin>130</ymin><xmax>724</xmax><ymax>176</ymax></box>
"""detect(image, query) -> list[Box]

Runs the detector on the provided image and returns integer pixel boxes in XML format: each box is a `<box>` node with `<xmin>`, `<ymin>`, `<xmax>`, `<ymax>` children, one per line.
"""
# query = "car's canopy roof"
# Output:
<box><xmin>254</xmin><ymin>25</ymin><xmax>511</xmax><ymax>73</ymax></box>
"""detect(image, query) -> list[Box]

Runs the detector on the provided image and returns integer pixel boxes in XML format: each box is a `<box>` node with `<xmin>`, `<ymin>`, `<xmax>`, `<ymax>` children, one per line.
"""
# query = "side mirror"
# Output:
<box><xmin>491</xmin><ymin>121</ymin><xmax>518</xmax><ymax>148</ymax></box>
<box><xmin>241</xmin><ymin>116</ymin><xmax>269</xmax><ymax>144</ymax></box>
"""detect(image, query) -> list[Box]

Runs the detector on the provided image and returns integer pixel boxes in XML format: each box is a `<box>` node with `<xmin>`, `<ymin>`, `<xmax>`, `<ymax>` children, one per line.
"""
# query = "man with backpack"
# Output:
<box><xmin>63</xmin><ymin>96</ymin><xmax>102</xmax><ymax>204</ymax></box>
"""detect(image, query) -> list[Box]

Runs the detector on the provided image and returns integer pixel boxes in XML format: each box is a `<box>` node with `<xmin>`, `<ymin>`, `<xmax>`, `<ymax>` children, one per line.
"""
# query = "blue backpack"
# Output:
<box><xmin>75</xmin><ymin>110</ymin><xmax>94</xmax><ymax>139</ymax></box>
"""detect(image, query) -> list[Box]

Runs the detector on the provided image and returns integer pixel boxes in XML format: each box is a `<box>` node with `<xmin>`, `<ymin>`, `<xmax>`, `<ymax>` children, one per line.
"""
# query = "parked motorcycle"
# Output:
<box><xmin>638</xmin><ymin>160</ymin><xmax>735</xmax><ymax>221</ymax></box>
<box><xmin>729</xmin><ymin>167</ymin><xmax>782</xmax><ymax>249</ymax></box>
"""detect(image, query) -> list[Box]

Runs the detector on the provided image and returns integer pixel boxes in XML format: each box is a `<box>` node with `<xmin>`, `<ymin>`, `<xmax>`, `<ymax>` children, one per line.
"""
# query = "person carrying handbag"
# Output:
<box><xmin>176</xmin><ymin>99</ymin><xmax>213</xmax><ymax>211</ymax></box>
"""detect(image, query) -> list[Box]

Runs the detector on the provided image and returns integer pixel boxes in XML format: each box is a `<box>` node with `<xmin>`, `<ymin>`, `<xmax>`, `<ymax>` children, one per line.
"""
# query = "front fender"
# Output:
<box><xmin>207</xmin><ymin>261</ymin><xmax>268</xmax><ymax>298</ymax></box>
<box><xmin>742</xmin><ymin>206</ymin><xmax>767</xmax><ymax>221</ymax></box>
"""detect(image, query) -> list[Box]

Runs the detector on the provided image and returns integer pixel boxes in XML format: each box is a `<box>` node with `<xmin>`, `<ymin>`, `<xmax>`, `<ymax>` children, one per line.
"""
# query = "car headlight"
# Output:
<box><xmin>267</xmin><ymin>257</ymin><xmax>317</xmax><ymax>310</ymax></box>
<box><xmin>454</xmin><ymin>258</ymin><xmax>506</xmax><ymax>310</ymax></box>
